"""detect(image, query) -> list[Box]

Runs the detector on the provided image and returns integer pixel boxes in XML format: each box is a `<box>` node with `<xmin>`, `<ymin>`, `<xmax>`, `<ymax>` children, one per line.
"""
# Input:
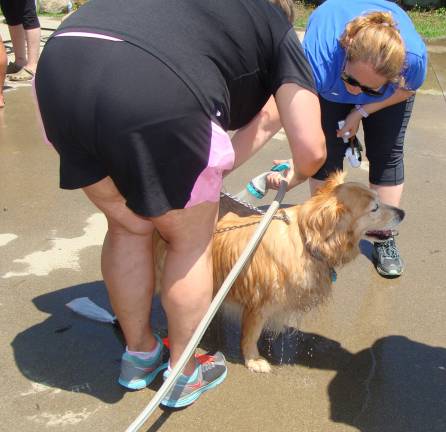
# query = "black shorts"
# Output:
<box><xmin>313</xmin><ymin>95</ymin><xmax>415</xmax><ymax>186</ymax></box>
<box><xmin>0</xmin><ymin>0</ymin><xmax>40</xmax><ymax>30</ymax></box>
<box><xmin>35</xmin><ymin>36</ymin><xmax>234</xmax><ymax>217</ymax></box>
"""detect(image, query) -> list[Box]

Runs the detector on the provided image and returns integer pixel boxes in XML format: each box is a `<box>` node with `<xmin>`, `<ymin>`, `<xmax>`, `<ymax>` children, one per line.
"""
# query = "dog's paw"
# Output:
<box><xmin>245</xmin><ymin>358</ymin><xmax>272</xmax><ymax>373</ymax></box>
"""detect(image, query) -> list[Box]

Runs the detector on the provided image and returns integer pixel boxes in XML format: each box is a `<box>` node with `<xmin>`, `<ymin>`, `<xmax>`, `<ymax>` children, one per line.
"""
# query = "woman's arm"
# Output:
<box><xmin>274</xmin><ymin>83</ymin><xmax>326</xmax><ymax>188</ymax></box>
<box><xmin>362</xmin><ymin>88</ymin><xmax>415</xmax><ymax>114</ymax></box>
<box><xmin>227</xmin><ymin>83</ymin><xmax>326</xmax><ymax>190</ymax></box>
<box><xmin>338</xmin><ymin>88</ymin><xmax>415</xmax><ymax>138</ymax></box>
<box><xmin>228</xmin><ymin>96</ymin><xmax>282</xmax><ymax>173</ymax></box>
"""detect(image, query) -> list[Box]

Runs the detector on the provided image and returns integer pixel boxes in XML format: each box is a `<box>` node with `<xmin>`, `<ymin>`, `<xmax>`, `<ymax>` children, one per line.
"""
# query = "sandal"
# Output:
<box><xmin>7</xmin><ymin>67</ymin><xmax>35</xmax><ymax>81</ymax></box>
<box><xmin>6</xmin><ymin>62</ymin><xmax>23</xmax><ymax>75</ymax></box>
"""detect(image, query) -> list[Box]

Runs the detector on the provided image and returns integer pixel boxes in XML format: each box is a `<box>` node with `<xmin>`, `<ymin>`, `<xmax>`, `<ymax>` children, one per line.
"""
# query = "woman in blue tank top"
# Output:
<box><xmin>302</xmin><ymin>0</ymin><xmax>427</xmax><ymax>278</ymax></box>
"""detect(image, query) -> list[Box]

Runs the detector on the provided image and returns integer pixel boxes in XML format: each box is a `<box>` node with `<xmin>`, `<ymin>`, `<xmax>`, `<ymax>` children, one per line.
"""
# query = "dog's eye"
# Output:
<box><xmin>371</xmin><ymin>203</ymin><xmax>379</xmax><ymax>212</ymax></box>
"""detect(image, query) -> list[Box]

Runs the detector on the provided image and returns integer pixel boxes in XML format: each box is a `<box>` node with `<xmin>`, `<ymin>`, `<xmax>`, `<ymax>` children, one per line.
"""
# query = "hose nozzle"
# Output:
<box><xmin>246</xmin><ymin>173</ymin><xmax>269</xmax><ymax>199</ymax></box>
<box><xmin>242</xmin><ymin>162</ymin><xmax>290</xmax><ymax>201</ymax></box>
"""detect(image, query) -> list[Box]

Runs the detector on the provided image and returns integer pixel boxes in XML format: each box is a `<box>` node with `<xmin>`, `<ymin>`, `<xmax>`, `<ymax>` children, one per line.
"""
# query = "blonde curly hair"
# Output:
<box><xmin>340</xmin><ymin>11</ymin><xmax>406</xmax><ymax>86</ymax></box>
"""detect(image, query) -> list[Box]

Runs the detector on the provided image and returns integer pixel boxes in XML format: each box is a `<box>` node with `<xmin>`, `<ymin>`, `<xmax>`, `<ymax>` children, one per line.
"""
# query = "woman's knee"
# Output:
<box><xmin>369</xmin><ymin>160</ymin><xmax>404</xmax><ymax>186</ymax></box>
<box><xmin>83</xmin><ymin>177</ymin><xmax>155</xmax><ymax>236</ymax></box>
<box><xmin>153</xmin><ymin>201</ymin><xmax>219</xmax><ymax>253</ymax></box>
<box><xmin>105</xmin><ymin>215</ymin><xmax>155</xmax><ymax>238</ymax></box>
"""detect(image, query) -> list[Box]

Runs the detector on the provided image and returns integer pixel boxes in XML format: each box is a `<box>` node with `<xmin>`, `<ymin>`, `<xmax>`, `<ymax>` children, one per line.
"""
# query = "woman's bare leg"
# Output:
<box><xmin>309</xmin><ymin>177</ymin><xmax>324</xmax><ymax>195</ymax></box>
<box><xmin>154</xmin><ymin>201</ymin><xmax>219</xmax><ymax>375</ymax></box>
<box><xmin>83</xmin><ymin>177</ymin><xmax>158</xmax><ymax>352</ymax></box>
<box><xmin>24</xmin><ymin>26</ymin><xmax>41</xmax><ymax>73</ymax></box>
<box><xmin>83</xmin><ymin>176</ymin><xmax>219</xmax><ymax>375</ymax></box>
<box><xmin>370</xmin><ymin>183</ymin><xmax>403</xmax><ymax>207</ymax></box>
<box><xmin>8</xmin><ymin>25</ymin><xmax>27</xmax><ymax>67</ymax></box>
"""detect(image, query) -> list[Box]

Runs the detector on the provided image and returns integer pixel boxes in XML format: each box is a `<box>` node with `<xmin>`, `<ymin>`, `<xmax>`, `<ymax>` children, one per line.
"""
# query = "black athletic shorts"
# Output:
<box><xmin>0</xmin><ymin>0</ymin><xmax>40</xmax><ymax>30</ymax></box>
<box><xmin>35</xmin><ymin>36</ymin><xmax>234</xmax><ymax>217</ymax></box>
<box><xmin>313</xmin><ymin>95</ymin><xmax>415</xmax><ymax>186</ymax></box>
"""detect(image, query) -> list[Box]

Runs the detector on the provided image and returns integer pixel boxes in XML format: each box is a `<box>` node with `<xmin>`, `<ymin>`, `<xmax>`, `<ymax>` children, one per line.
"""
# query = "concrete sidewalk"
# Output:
<box><xmin>1</xmin><ymin>15</ymin><xmax>445</xmax><ymax>432</ymax></box>
<box><xmin>423</xmin><ymin>38</ymin><xmax>446</xmax><ymax>100</ymax></box>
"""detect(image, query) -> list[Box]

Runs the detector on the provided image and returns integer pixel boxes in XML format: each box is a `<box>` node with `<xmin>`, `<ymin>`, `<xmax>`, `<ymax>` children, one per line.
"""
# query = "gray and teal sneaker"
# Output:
<box><xmin>118</xmin><ymin>334</ymin><xmax>168</xmax><ymax>390</ymax></box>
<box><xmin>161</xmin><ymin>351</ymin><xmax>227</xmax><ymax>408</ymax></box>
<box><xmin>372</xmin><ymin>237</ymin><xmax>404</xmax><ymax>278</ymax></box>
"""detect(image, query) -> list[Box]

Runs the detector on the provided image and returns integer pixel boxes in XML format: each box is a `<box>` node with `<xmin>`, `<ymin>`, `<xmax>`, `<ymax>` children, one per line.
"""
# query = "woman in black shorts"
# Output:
<box><xmin>35</xmin><ymin>0</ymin><xmax>326</xmax><ymax>408</ymax></box>
<box><xmin>302</xmin><ymin>0</ymin><xmax>427</xmax><ymax>277</ymax></box>
<box><xmin>0</xmin><ymin>0</ymin><xmax>41</xmax><ymax>80</ymax></box>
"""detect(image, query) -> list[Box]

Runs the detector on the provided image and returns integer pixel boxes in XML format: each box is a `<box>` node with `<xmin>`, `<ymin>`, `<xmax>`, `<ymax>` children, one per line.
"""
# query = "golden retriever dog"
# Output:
<box><xmin>154</xmin><ymin>171</ymin><xmax>405</xmax><ymax>373</ymax></box>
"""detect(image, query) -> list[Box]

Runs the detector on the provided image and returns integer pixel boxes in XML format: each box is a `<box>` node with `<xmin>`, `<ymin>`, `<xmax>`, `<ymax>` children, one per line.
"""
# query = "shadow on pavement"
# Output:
<box><xmin>206</xmin><ymin>314</ymin><xmax>446</xmax><ymax>431</ymax></box>
<box><xmin>11</xmin><ymin>281</ymin><xmax>126</xmax><ymax>404</ymax></box>
<box><xmin>11</xmin><ymin>282</ymin><xmax>446</xmax><ymax>432</ymax></box>
<box><xmin>256</xmin><ymin>329</ymin><xmax>445</xmax><ymax>432</ymax></box>
<box><xmin>327</xmin><ymin>335</ymin><xmax>446</xmax><ymax>432</ymax></box>
<box><xmin>359</xmin><ymin>239</ymin><xmax>375</xmax><ymax>263</ymax></box>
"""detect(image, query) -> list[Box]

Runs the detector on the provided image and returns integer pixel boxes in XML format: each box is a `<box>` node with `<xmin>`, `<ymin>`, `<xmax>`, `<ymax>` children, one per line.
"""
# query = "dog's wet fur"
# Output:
<box><xmin>154</xmin><ymin>172</ymin><xmax>405</xmax><ymax>373</ymax></box>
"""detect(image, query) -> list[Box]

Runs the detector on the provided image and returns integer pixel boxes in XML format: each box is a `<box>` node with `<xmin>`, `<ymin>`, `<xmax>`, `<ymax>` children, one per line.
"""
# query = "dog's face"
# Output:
<box><xmin>334</xmin><ymin>181</ymin><xmax>405</xmax><ymax>242</ymax></box>
<box><xmin>298</xmin><ymin>172</ymin><xmax>405</xmax><ymax>265</ymax></box>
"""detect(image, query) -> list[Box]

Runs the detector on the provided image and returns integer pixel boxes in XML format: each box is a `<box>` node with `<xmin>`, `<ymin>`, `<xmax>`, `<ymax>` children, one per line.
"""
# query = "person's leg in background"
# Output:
<box><xmin>362</xmin><ymin>95</ymin><xmax>415</xmax><ymax>277</ymax></box>
<box><xmin>21</xmin><ymin>0</ymin><xmax>41</xmax><ymax>74</ymax></box>
<box><xmin>309</xmin><ymin>96</ymin><xmax>353</xmax><ymax>194</ymax></box>
<box><xmin>0</xmin><ymin>35</ymin><xmax>6</xmax><ymax>107</ymax></box>
<box><xmin>1</xmin><ymin>0</ymin><xmax>41</xmax><ymax>79</ymax></box>
<box><xmin>7</xmin><ymin>24</ymin><xmax>27</xmax><ymax>68</ymax></box>
<box><xmin>0</xmin><ymin>0</ymin><xmax>26</xmax><ymax>71</ymax></box>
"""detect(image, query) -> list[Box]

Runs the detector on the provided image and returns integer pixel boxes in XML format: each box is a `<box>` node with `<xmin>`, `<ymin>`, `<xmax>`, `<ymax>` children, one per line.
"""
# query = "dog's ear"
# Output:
<box><xmin>298</xmin><ymin>180</ymin><xmax>354</xmax><ymax>265</ymax></box>
<box><xmin>321</xmin><ymin>170</ymin><xmax>346</xmax><ymax>192</ymax></box>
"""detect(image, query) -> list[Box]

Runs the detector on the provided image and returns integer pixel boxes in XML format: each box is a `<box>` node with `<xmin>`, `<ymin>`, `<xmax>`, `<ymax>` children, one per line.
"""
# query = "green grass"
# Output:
<box><xmin>293</xmin><ymin>2</ymin><xmax>446</xmax><ymax>39</ymax></box>
<box><xmin>293</xmin><ymin>2</ymin><xmax>315</xmax><ymax>30</ymax></box>
<box><xmin>38</xmin><ymin>12</ymin><xmax>65</xmax><ymax>18</ymax></box>
<box><xmin>407</xmin><ymin>8</ymin><xmax>446</xmax><ymax>39</ymax></box>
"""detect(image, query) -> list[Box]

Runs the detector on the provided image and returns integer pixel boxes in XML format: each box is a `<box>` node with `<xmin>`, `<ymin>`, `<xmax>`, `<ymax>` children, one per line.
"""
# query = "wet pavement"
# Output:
<box><xmin>1</xmin><ymin>17</ymin><xmax>446</xmax><ymax>432</ymax></box>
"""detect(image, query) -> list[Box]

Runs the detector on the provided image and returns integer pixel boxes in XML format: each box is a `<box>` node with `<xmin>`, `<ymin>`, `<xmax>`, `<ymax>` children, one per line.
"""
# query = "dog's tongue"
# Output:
<box><xmin>366</xmin><ymin>229</ymin><xmax>398</xmax><ymax>240</ymax></box>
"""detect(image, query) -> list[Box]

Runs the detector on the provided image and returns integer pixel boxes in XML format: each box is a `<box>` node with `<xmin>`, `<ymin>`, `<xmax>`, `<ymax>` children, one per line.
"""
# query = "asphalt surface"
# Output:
<box><xmin>1</xmin><ymin>17</ymin><xmax>445</xmax><ymax>432</ymax></box>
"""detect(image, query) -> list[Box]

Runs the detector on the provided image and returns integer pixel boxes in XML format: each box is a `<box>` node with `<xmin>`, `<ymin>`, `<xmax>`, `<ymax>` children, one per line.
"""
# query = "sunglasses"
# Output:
<box><xmin>341</xmin><ymin>71</ymin><xmax>385</xmax><ymax>97</ymax></box>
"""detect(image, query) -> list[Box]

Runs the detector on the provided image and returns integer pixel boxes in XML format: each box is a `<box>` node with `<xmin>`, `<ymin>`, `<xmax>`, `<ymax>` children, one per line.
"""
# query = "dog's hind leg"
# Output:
<box><xmin>241</xmin><ymin>308</ymin><xmax>271</xmax><ymax>373</ymax></box>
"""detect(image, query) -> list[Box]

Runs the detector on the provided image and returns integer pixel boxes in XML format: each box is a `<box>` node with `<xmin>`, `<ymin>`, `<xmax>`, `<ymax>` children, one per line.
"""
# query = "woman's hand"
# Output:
<box><xmin>337</xmin><ymin>109</ymin><xmax>362</xmax><ymax>140</ymax></box>
<box><xmin>266</xmin><ymin>159</ymin><xmax>308</xmax><ymax>191</ymax></box>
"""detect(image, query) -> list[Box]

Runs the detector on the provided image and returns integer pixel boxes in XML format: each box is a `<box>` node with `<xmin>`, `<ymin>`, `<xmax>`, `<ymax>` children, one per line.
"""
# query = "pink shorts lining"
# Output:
<box><xmin>185</xmin><ymin>122</ymin><xmax>234</xmax><ymax>208</ymax></box>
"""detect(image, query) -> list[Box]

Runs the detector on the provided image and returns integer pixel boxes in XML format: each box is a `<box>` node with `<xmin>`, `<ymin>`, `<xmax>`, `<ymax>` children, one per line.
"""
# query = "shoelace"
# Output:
<box><xmin>378</xmin><ymin>239</ymin><xmax>399</xmax><ymax>259</ymax></box>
